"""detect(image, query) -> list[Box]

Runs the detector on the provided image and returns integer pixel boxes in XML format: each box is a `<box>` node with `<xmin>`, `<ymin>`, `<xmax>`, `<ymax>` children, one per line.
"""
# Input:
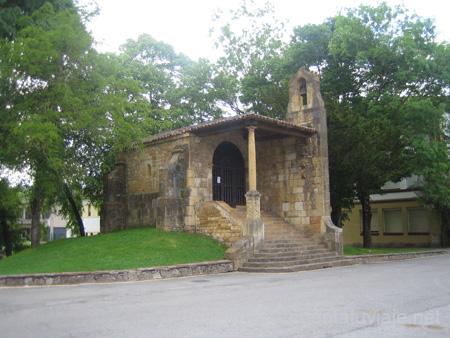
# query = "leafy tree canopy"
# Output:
<box><xmin>118</xmin><ymin>33</ymin><xmax>227</xmax><ymax>130</ymax></box>
<box><xmin>0</xmin><ymin>0</ymin><xmax>74</xmax><ymax>40</ymax></box>
<box><xmin>214</xmin><ymin>1</ymin><xmax>450</xmax><ymax>246</ymax></box>
<box><xmin>0</xmin><ymin>178</ymin><xmax>24</xmax><ymax>256</ymax></box>
<box><xmin>0</xmin><ymin>2</ymin><xmax>148</xmax><ymax>241</ymax></box>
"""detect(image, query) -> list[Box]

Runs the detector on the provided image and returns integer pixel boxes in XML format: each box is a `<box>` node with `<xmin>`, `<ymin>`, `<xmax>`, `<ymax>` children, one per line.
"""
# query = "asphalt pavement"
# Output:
<box><xmin>1</xmin><ymin>255</ymin><xmax>449</xmax><ymax>337</ymax></box>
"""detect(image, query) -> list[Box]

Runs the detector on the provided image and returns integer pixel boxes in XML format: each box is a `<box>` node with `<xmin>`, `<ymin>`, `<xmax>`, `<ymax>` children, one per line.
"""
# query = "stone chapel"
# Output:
<box><xmin>101</xmin><ymin>68</ymin><xmax>345</xmax><ymax>270</ymax></box>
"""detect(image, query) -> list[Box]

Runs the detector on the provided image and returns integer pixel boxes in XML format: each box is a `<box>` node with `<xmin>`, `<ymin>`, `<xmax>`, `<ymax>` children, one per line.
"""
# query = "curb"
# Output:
<box><xmin>0</xmin><ymin>260</ymin><xmax>234</xmax><ymax>287</ymax></box>
<box><xmin>346</xmin><ymin>250</ymin><xmax>449</xmax><ymax>264</ymax></box>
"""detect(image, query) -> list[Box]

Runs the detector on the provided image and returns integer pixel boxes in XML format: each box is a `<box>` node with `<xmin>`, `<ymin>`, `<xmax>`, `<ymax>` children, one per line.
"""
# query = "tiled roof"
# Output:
<box><xmin>143</xmin><ymin>113</ymin><xmax>316</xmax><ymax>144</ymax></box>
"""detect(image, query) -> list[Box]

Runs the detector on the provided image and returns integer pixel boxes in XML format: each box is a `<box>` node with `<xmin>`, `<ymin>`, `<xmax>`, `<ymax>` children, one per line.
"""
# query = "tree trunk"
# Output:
<box><xmin>63</xmin><ymin>183</ymin><xmax>85</xmax><ymax>237</ymax></box>
<box><xmin>360</xmin><ymin>192</ymin><xmax>372</xmax><ymax>248</ymax></box>
<box><xmin>331</xmin><ymin>206</ymin><xmax>343</xmax><ymax>228</ymax></box>
<box><xmin>440</xmin><ymin>207</ymin><xmax>450</xmax><ymax>247</ymax></box>
<box><xmin>30</xmin><ymin>185</ymin><xmax>42</xmax><ymax>248</ymax></box>
<box><xmin>0</xmin><ymin>211</ymin><xmax>12</xmax><ymax>256</ymax></box>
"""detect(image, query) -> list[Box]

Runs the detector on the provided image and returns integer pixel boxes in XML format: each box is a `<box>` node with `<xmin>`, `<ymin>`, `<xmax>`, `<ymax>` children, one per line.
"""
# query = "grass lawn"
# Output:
<box><xmin>0</xmin><ymin>227</ymin><xmax>228</xmax><ymax>276</ymax></box>
<box><xmin>344</xmin><ymin>245</ymin><xmax>434</xmax><ymax>256</ymax></box>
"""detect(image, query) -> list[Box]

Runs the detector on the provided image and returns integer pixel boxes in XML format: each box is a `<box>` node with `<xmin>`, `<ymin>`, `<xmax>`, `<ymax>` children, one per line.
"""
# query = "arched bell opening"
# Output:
<box><xmin>299</xmin><ymin>77</ymin><xmax>307</xmax><ymax>106</ymax></box>
<box><xmin>212</xmin><ymin>142</ymin><xmax>246</xmax><ymax>207</ymax></box>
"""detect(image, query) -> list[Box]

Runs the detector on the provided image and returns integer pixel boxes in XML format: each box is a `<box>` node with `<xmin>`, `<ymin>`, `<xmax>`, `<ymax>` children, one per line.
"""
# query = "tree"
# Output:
<box><xmin>214</xmin><ymin>2</ymin><xmax>450</xmax><ymax>247</ymax></box>
<box><xmin>410</xmin><ymin>107</ymin><xmax>450</xmax><ymax>246</ymax></box>
<box><xmin>0</xmin><ymin>3</ymin><xmax>102</xmax><ymax>244</ymax></box>
<box><xmin>211</xmin><ymin>0</ymin><xmax>288</xmax><ymax>117</ymax></box>
<box><xmin>0</xmin><ymin>3</ymin><xmax>147</xmax><ymax>245</ymax></box>
<box><xmin>317</xmin><ymin>4</ymin><xmax>449</xmax><ymax>247</ymax></box>
<box><xmin>0</xmin><ymin>178</ymin><xmax>23</xmax><ymax>256</ymax></box>
<box><xmin>0</xmin><ymin>0</ymin><xmax>74</xmax><ymax>40</ymax></box>
<box><xmin>118</xmin><ymin>34</ymin><xmax>227</xmax><ymax>130</ymax></box>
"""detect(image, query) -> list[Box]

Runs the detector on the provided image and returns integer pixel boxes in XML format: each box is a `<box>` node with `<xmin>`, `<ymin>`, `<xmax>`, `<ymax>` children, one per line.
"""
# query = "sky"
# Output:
<box><xmin>78</xmin><ymin>0</ymin><xmax>450</xmax><ymax>61</ymax></box>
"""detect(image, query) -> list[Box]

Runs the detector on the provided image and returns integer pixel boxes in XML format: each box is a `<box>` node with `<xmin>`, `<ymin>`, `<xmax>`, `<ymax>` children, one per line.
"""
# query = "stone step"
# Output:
<box><xmin>264</xmin><ymin>231</ymin><xmax>307</xmax><ymax>236</ymax></box>
<box><xmin>257</xmin><ymin>244</ymin><xmax>328</xmax><ymax>253</ymax></box>
<box><xmin>264</xmin><ymin>233</ymin><xmax>309</xmax><ymax>240</ymax></box>
<box><xmin>264</xmin><ymin>238</ymin><xmax>315</xmax><ymax>244</ymax></box>
<box><xmin>260</xmin><ymin>240</ymin><xmax>323</xmax><ymax>246</ymax></box>
<box><xmin>239</xmin><ymin>259</ymin><xmax>355</xmax><ymax>273</ymax></box>
<box><xmin>249</xmin><ymin>252</ymin><xmax>339</xmax><ymax>263</ymax></box>
<box><xmin>264</xmin><ymin>228</ymin><xmax>306</xmax><ymax>233</ymax></box>
<box><xmin>244</xmin><ymin>255</ymin><xmax>343</xmax><ymax>268</ymax></box>
<box><xmin>259</xmin><ymin>241</ymin><xmax>325</xmax><ymax>248</ymax></box>
<box><xmin>237</xmin><ymin>211</ymin><xmax>354</xmax><ymax>273</ymax></box>
<box><xmin>253</xmin><ymin>251</ymin><xmax>332</xmax><ymax>260</ymax></box>
<box><xmin>248</xmin><ymin>253</ymin><xmax>340</xmax><ymax>264</ymax></box>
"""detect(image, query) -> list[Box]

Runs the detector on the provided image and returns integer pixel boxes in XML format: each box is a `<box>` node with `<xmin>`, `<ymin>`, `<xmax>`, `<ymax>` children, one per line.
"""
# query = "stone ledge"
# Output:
<box><xmin>0</xmin><ymin>260</ymin><xmax>234</xmax><ymax>287</ymax></box>
<box><xmin>347</xmin><ymin>250</ymin><xmax>449</xmax><ymax>264</ymax></box>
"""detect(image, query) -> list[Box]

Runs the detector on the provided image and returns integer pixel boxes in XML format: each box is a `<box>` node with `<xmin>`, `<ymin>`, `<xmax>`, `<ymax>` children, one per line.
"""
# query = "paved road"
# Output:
<box><xmin>1</xmin><ymin>255</ymin><xmax>450</xmax><ymax>337</ymax></box>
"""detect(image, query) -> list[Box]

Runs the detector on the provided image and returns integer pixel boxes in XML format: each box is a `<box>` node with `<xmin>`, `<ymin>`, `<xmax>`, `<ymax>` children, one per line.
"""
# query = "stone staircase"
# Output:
<box><xmin>238</xmin><ymin>210</ymin><xmax>354</xmax><ymax>273</ymax></box>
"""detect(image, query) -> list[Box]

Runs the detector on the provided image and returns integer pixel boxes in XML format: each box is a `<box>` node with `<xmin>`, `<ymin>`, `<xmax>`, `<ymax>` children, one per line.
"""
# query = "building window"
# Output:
<box><xmin>360</xmin><ymin>209</ymin><xmax>379</xmax><ymax>235</ymax></box>
<box><xmin>408</xmin><ymin>208</ymin><xmax>430</xmax><ymax>235</ymax></box>
<box><xmin>25</xmin><ymin>207</ymin><xmax>32</xmax><ymax>220</ymax></box>
<box><xmin>383</xmin><ymin>208</ymin><xmax>403</xmax><ymax>234</ymax></box>
<box><xmin>88</xmin><ymin>204</ymin><xmax>92</xmax><ymax>217</ymax></box>
<box><xmin>21</xmin><ymin>228</ymin><xmax>31</xmax><ymax>240</ymax></box>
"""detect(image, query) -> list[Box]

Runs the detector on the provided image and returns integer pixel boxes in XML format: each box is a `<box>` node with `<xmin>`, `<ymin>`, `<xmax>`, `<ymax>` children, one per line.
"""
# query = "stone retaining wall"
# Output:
<box><xmin>0</xmin><ymin>260</ymin><xmax>233</xmax><ymax>287</ymax></box>
<box><xmin>3</xmin><ymin>251</ymin><xmax>447</xmax><ymax>287</ymax></box>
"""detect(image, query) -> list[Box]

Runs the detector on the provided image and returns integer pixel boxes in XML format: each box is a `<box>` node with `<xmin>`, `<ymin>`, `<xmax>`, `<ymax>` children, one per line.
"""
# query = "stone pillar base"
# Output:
<box><xmin>244</xmin><ymin>190</ymin><xmax>264</xmax><ymax>238</ymax></box>
<box><xmin>244</xmin><ymin>219</ymin><xmax>264</xmax><ymax>238</ymax></box>
<box><xmin>246</xmin><ymin>190</ymin><xmax>261</xmax><ymax>219</ymax></box>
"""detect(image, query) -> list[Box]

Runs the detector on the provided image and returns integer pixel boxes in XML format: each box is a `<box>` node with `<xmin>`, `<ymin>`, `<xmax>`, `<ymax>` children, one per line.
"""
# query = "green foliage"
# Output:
<box><xmin>0</xmin><ymin>227</ymin><xmax>228</xmax><ymax>275</ymax></box>
<box><xmin>211</xmin><ymin>0</ymin><xmax>288</xmax><ymax>116</ymax></box>
<box><xmin>118</xmin><ymin>34</ymin><xmax>227</xmax><ymax>130</ymax></box>
<box><xmin>0</xmin><ymin>178</ymin><xmax>24</xmax><ymax>256</ymax></box>
<box><xmin>0</xmin><ymin>0</ymin><xmax>75</xmax><ymax>40</ymax></box>
<box><xmin>0</xmin><ymin>2</ymin><xmax>102</xmax><ymax>238</ymax></box>
<box><xmin>0</xmin><ymin>3</ymin><xmax>154</xmax><ymax>238</ymax></box>
<box><xmin>299</xmin><ymin>4</ymin><xmax>449</xmax><ymax>246</ymax></box>
<box><xmin>2</xmin><ymin>2</ymin><xmax>232</xmax><ymax>242</ymax></box>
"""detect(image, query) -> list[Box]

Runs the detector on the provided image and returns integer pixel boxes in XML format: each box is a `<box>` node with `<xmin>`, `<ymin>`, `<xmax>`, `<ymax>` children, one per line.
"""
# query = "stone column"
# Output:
<box><xmin>247</xmin><ymin>126</ymin><xmax>257</xmax><ymax>191</ymax></box>
<box><xmin>244</xmin><ymin>126</ymin><xmax>264</xmax><ymax>239</ymax></box>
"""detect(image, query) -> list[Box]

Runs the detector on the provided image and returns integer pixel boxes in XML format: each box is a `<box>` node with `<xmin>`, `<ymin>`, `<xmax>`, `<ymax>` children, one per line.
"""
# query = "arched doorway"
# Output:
<box><xmin>212</xmin><ymin>142</ymin><xmax>246</xmax><ymax>207</ymax></box>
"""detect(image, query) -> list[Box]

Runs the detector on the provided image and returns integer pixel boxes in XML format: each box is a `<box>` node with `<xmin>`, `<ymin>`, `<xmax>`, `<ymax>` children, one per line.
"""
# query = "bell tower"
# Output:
<box><xmin>285</xmin><ymin>68</ymin><xmax>335</xmax><ymax>237</ymax></box>
<box><xmin>286</xmin><ymin>68</ymin><xmax>325</xmax><ymax>128</ymax></box>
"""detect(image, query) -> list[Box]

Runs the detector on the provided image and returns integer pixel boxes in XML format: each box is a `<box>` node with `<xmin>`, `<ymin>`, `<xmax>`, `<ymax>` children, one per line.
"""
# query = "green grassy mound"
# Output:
<box><xmin>0</xmin><ymin>227</ymin><xmax>227</xmax><ymax>276</ymax></box>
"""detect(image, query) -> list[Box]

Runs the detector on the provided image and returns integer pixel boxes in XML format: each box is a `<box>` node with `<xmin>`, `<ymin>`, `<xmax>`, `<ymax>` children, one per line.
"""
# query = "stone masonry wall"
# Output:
<box><xmin>195</xmin><ymin>202</ymin><xmax>243</xmax><ymax>246</ymax></box>
<box><xmin>257</xmin><ymin>136</ymin><xmax>322</xmax><ymax>235</ymax></box>
<box><xmin>109</xmin><ymin>136</ymin><xmax>189</xmax><ymax>231</ymax></box>
<box><xmin>185</xmin><ymin>132</ymin><xmax>248</xmax><ymax>233</ymax></box>
<box><xmin>120</xmin><ymin>136</ymin><xmax>188</xmax><ymax>195</ymax></box>
<box><xmin>101</xmin><ymin>163</ymin><xmax>126</xmax><ymax>233</ymax></box>
<box><xmin>125</xmin><ymin>192</ymin><xmax>159</xmax><ymax>228</ymax></box>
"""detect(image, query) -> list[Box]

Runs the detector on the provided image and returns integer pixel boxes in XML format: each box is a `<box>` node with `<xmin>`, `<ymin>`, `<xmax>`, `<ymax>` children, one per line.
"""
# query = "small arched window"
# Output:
<box><xmin>144</xmin><ymin>161</ymin><xmax>152</xmax><ymax>178</ymax></box>
<box><xmin>299</xmin><ymin>78</ymin><xmax>307</xmax><ymax>106</ymax></box>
